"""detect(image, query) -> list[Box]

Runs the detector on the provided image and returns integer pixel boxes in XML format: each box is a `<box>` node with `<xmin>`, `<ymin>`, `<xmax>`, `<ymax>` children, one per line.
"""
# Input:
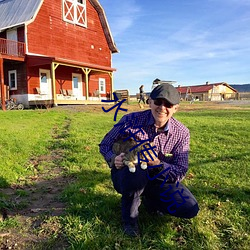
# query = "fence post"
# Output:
<box><xmin>0</xmin><ymin>58</ymin><xmax>6</xmax><ymax>111</ymax></box>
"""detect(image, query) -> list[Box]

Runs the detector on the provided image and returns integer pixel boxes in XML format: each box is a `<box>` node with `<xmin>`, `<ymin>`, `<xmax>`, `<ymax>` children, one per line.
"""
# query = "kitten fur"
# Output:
<box><xmin>112</xmin><ymin>138</ymin><xmax>157</xmax><ymax>173</ymax></box>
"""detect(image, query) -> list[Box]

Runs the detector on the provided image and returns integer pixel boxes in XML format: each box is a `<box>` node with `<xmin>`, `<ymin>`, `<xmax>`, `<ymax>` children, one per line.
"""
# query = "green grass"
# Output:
<box><xmin>0</xmin><ymin>109</ymin><xmax>68</xmax><ymax>186</ymax></box>
<box><xmin>0</xmin><ymin>105</ymin><xmax>249</xmax><ymax>249</ymax></box>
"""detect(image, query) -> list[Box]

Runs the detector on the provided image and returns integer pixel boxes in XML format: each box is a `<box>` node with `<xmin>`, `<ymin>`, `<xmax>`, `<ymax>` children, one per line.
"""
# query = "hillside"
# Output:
<box><xmin>231</xmin><ymin>84</ymin><xmax>250</xmax><ymax>92</ymax></box>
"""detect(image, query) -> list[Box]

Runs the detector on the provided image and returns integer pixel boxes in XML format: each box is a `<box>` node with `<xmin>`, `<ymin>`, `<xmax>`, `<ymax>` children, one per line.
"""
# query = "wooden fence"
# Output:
<box><xmin>115</xmin><ymin>89</ymin><xmax>129</xmax><ymax>104</ymax></box>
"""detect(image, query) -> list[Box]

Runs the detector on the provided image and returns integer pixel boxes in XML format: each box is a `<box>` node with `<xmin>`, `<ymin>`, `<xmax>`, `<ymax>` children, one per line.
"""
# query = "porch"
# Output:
<box><xmin>28</xmin><ymin>90</ymin><xmax>114</xmax><ymax>107</ymax></box>
<box><xmin>0</xmin><ymin>38</ymin><xmax>26</xmax><ymax>110</ymax></box>
<box><xmin>0</xmin><ymin>38</ymin><xmax>25</xmax><ymax>58</ymax></box>
<box><xmin>28</xmin><ymin>99</ymin><xmax>104</xmax><ymax>107</ymax></box>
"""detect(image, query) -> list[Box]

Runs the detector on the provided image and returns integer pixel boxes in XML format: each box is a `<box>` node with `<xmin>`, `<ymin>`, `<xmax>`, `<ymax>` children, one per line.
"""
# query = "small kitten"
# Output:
<box><xmin>112</xmin><ymin>137</ymin><xmax>157</xmax><ymax>173</ymax></box>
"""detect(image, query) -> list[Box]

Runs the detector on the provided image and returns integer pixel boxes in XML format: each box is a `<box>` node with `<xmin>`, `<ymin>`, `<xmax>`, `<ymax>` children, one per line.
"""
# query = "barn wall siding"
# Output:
<box><xmin>0</xmin><ymin>31</ymin><xmax>6</xmax><ymax>39</ymax></box>
<box><xmin>4</xmin><ymin>62</ymin><xmax>27</xmax><ymax>95</ymax></box>
<box><xmin>89</xmin><ymin>74</ymin><xmax>111</xmax><ymax>97</ymax></box>
<box><xmin>26</xmin><ymin>0</ymin><xmax>111</xmax><ymax>67</ymax></box>
<box><xmin>27</xmin><ymin>65</ymin><xmax>45</xmax><ymax>94</ymax></box>
<box><xmin>17</xmin><ymin>26</ymin><xmax>25</xmax><ymax>43</ymax></box>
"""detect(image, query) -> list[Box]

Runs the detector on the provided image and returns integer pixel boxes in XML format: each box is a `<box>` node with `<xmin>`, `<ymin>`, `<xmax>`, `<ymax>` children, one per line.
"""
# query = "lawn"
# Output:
<box><xmin>0</xmin><ymin>103</ymin><xmax>249</xmax><ymax>249</ymax></box>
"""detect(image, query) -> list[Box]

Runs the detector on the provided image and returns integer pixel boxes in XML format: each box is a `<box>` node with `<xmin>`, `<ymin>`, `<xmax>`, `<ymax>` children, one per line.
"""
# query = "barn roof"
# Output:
<box><xmin>177</xmin><ymin>82</ymin><xmax>237</xmax><ymax>94</ymax></box>
<box><xmin>0</xmin><ymin>0</ymin><xmax>118</xmax><ymax>53</ymax></box>
<box><xmin>89</xmin><ymin>0</ymin><xmax>118</xmax><ymax>53</ymax></box>
<box><xmin>0</xmin><ymin>0</ymin><xmax>42</xmax><ymax>31</ymax></box>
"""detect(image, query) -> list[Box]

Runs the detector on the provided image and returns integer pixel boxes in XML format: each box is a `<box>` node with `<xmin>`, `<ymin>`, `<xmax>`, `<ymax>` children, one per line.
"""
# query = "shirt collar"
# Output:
<box><xmin>148</xmin><ymin>111</ymin><xmax>172</xmax><ymax>133</ymax></box>
<box><xmin>164</xmin><ymin>122</ymin><xmax>169</xmax><ymax>132</ymax></box>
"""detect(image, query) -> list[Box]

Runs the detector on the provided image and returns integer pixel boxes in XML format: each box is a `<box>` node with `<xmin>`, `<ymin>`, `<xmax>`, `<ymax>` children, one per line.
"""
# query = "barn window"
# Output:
<box><xmin>8</xmin><ymin>70</ymin><xmax>17</xmax><ymax>90</ymax></box>
<box><xmin>63</xmin><ymin>0</ymin><xmax>87</xmax><ymax>27</ymax></box>
<box><xmin>40</xmin><ymin>73</ymin><xmax>47</xmax><ymax>83</ymax></box>
<box><xmin>99</xmin><ymin>78</ymin><xmax>106</xmax><ymax>94</ymax></box>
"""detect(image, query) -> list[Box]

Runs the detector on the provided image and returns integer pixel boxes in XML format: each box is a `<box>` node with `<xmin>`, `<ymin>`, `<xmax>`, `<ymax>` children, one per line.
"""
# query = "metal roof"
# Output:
<box><xmin>177</xmin><ymin>83</ymin><xmax>238</xmax><ymax>94</ymax></box>
<box><xmin>89</xmin><ymin>0</ymin><xmax>118</xmax><ymax>53</ymax></box>
<box><xmin>0</xmin><ymin>0</ymin><xmax>42</xmax><ymax>31</ymax></box>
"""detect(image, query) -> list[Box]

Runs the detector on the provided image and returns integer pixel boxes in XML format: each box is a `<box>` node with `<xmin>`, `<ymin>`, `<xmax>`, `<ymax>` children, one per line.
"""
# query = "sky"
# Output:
<box><xmin>98</xmin><ymin>0</ymin><xmax>250</xmax><ymax>94</ymax></box>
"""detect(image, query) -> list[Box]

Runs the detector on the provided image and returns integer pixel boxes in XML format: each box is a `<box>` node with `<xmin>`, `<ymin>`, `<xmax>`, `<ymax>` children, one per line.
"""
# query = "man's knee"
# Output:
<box><xmin>182</xmin><ymin>203</ymin><xmax>199</xmax><ymax>218</ymax></box>
<box><xmin>173</xmin><ymin>202</ymin><xmax>199</xmax><ymax>219</ymax></box>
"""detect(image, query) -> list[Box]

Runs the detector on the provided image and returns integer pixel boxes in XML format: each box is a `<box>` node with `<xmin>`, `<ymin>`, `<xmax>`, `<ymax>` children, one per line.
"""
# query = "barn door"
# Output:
<box><xmin>72</xmin><ymin>73</ymin><xmax>82</xmax><ymax>98</ymax></box>
<box><xmin>6</xmin><ymin>29</ymin><xmax>18</xmax><ymax>55</ymax></box>
<box><xmin>39</xmin><ymin>69</ymin><xmax>52</xmax><ymax>99</ymax></box>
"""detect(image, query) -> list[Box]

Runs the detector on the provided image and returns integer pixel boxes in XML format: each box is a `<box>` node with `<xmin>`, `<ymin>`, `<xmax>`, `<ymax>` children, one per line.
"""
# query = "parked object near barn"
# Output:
<box><xmin>0</xmin><ymin>98</ymin><xmax>24</xmax><ymax>110</ymax></box>
<box><xmin>0</xmin><ymin>0</ymin><xmax>118</xmax><ymax>109</ymax></box>
<box><xmin>6</xmin><ymin>98</ymin><xmax>24</xmax><ymax>110</ymax></box>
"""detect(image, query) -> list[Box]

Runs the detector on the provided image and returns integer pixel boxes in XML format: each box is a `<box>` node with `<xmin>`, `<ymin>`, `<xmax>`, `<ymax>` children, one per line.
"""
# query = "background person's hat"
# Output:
<box><xmin>152</xmin><ymin>78</ymin><xmax>161</xmax><ymax>84</ymax></box>
<box><xmin>150</xmin><ymin>83</ymin><xmax>180</xmax><ymax>105</ymax></box>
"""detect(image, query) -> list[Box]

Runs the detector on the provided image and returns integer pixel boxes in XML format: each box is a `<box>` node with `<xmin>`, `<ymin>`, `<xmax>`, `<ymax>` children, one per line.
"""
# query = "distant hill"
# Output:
<box><xmin>231</xmin><ymin>84</ymin><xmax>250</xmax><ymax>92</ymax></box>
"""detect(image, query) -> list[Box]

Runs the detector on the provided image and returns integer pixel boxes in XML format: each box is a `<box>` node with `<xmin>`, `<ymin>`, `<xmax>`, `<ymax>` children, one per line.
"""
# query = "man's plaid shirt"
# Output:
<box><xmin>99</xmin><ymin>109</ymin><xmax>190</xmax><ymax>183</ymax></box>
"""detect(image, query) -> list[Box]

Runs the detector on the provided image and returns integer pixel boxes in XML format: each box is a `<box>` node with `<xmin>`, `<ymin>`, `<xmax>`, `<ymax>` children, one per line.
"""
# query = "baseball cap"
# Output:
<box><xmin>150</xmin><ymin>83</ymin><xmax>180</xmax><ymax>105</ymax></box>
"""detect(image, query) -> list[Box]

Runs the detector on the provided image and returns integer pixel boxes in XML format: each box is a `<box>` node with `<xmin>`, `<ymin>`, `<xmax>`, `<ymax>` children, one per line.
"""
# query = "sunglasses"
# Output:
<box><xmin>153</xmin><ymin>99</ymin><xmax>173</xmax><ymax>108</ymax></box>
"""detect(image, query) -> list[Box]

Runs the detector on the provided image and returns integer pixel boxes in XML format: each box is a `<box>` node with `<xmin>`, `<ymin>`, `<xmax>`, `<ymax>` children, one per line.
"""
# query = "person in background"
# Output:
<box><xmin>138</xmin><ymin>85</ymin><xmax>146</xmax><ymax>105</ymax></box>
<box><xmin>99</xmin><ymin>83</ymin><xmax>199</xmax><ymax>237</ymax></box>
<box><xmin>151</xmin><ymin>78</ymin><xmax>161</xmax><ymax>90</ymax></box>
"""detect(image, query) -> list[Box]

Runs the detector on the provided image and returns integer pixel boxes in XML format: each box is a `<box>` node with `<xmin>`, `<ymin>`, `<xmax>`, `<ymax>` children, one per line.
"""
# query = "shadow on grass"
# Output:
<box><xmin>62</xmin><ymin>168</ymin><xmax>210</xmax><ymax>249</ymax></box>
<box><xmin>190</xmin><ymin>151</ymin><xmax>249</xmax><ymax>166</ymax></box>
<box><xmin>188</xmin><ymin>180</ymin><xmax>250</xmax><ymax>209</ymax></box>
<box><xmin>187</xmin><ymin>181</ymin><xmax>250</xmax><ymax>249</ymax></box>
<box><xmin>0</xmin><ymin>177</ymin><xmax>9</xmax><ymax>189</ymax></box>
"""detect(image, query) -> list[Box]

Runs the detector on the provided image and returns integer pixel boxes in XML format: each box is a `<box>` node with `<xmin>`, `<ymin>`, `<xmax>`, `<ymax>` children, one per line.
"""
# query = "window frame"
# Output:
<box><xmin>99</xmin><ymin>78</ymin><xmax>106</xmax><ymax>94</ymax></box>
<box><xmin>62</xmin><ymin>0</ymin><xmax>87</xmax><ymax>27</ymax></box>
<box><xmin>8</xmin><ymin>70</ymin><xmax>17</xmax><ymax>90</ymax></box>
<box><xmin>72</xmin><ymin>73</ymin><xmax>83</xmax><ymax>97</ymax></box>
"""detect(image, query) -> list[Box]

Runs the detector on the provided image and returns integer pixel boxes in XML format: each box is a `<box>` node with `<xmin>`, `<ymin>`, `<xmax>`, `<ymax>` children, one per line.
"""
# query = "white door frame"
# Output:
<box><xmin>99</xmin><ymin>78</ymin><xmax>106</xmax><ymax>94</ymax></box>
<box><xmin>72</xmin><ymin>73</ymin><xmax>83</xmax><ymax>98</ymax></box>
<box><xmin>39</xmin><ymin>69</ymin><xmax>52</xmax><ymax>99</ymax></box>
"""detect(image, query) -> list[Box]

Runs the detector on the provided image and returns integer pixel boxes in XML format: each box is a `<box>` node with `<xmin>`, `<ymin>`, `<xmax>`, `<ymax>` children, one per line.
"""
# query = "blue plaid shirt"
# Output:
<box><xmin>99</xmin><ymin>109</ymin><xmax>190</xmax><ymax>182</ymax></box>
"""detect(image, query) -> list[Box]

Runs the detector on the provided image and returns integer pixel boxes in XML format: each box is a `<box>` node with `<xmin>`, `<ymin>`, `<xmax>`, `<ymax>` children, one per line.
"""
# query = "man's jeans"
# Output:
<box><xmin>111</xmin><ymin>166</ymin><xmax>199</xmax><ymax>225</ymax></box>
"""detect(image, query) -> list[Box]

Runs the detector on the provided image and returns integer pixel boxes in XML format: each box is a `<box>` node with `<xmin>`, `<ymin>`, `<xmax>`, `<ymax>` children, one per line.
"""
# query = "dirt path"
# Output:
<box><xmin>0</xmin><ymin>118</ymin><xmax>74</xmax><ymax>249</ymax></box>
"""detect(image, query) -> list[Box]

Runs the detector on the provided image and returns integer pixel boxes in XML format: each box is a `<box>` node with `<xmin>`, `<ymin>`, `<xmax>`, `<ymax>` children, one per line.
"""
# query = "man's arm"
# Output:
<box><xmin>148</xmin><ymin>130</ymin><xmax>190</xmax><ymax>183</ymax></box>
<box><xmin>99</xmin><ymin>115</ymin><xmax>128</xmax><ymax>167</ymax></box>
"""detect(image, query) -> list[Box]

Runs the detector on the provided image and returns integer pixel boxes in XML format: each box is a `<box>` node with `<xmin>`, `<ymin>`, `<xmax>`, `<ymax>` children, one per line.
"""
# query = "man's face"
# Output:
<box><xmin>149</xmin><ymin>98</ymin><xmax>179</xmax><ymax>126</ymax></box>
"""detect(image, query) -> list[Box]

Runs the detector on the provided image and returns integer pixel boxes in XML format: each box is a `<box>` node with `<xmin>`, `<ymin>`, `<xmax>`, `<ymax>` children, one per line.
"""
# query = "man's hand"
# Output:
<box><xmin>114</xmin><ymin>153</ymin><xmax>125</xmax><ymax>169</ymax></box>
<box><xmin>147</xmin><ymin>157</ymin><xmax>161</xmax><ymax>166</ymax></box>
<box><xmin>142</xmin><ymin>150</ymin><xmax>161</xmax><ymax>166</ymax></box>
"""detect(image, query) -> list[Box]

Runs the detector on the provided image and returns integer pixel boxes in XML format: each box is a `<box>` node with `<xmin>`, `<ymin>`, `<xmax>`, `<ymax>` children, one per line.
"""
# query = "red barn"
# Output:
<box><xmin>177</xmin><ymin>82</ymin><xmax>238</xmax><ymax>101</ymax></box>
<box><xmin>0</xmin><ymin>0</ymin><xmax>118</xmax><ymax>109</ymax></box>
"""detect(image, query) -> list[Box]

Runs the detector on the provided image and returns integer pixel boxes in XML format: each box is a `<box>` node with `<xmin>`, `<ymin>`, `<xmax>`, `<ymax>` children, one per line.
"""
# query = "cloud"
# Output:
<box><xmin>101</xmin><ymin>0</ymin><xmax>250</xmax><ymax>92</ymax></box>
<box><xmin>102</xmin><ymin>0</ymin><xmax>141</xmax><ymax>37</ymax></box>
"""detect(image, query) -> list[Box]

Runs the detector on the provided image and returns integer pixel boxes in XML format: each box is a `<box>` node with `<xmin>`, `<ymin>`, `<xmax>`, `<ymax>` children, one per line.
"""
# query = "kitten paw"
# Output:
<box><xmin>129</xmin><ymin>167</ymin><xmax>136</xmax><ymax>173</ymax></box>
<box><xmin>140</xmin><ymin>163</ymin><xmax>147</xmax><ymax>170</ymax></box>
